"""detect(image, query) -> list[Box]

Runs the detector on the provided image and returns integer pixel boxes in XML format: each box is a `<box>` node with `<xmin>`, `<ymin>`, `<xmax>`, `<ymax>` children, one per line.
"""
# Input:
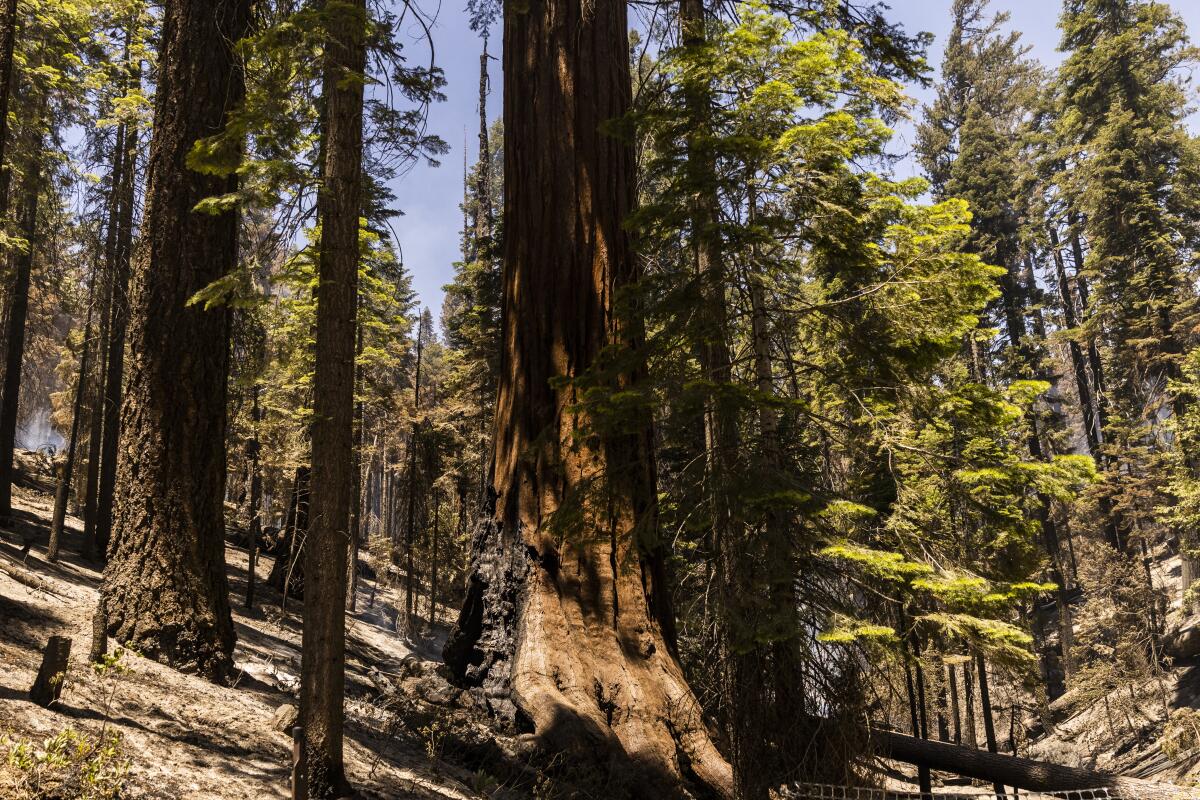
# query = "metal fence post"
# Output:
<box><xmin>291</xmin><ymin>725</ymin><xmax>306</xmax><ymax>800</ymax></box>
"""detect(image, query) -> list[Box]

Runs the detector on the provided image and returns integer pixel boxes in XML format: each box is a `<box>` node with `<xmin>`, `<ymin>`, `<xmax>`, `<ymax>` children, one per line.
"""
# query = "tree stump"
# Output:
<box><xmin>89</xmin><ymin>600</ymin><xmax>108</xmax><ymax>664</ymax></box>
<box><xmin>29</xmin><ymin>635</ymin><xmax>71</xmax><ymax>707</ymax></box>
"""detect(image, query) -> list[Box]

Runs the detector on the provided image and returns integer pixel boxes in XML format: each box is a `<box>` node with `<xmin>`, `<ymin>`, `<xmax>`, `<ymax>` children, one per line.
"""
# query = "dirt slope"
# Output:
<box><xmin>0</xmin><ymin>469</ymin><xmax>486</xmax><ymax>799</ymax></box>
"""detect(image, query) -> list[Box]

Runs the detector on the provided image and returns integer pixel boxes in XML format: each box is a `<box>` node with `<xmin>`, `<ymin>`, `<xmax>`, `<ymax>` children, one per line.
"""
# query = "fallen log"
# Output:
<box><xmin>872</xmin><ymin>727</ymin><xmax>1185</xmax><ymax>796</ymax></box>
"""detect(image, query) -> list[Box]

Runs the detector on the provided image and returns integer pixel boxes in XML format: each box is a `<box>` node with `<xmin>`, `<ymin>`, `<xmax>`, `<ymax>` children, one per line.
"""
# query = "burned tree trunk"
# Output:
<box><xmin>30</xmin><ymin>636</ymin><xmax>71</xmax><ymax>708</ymax></box>
<box><xmin>102</xmin><ymin>0</ymin><xmax>251</xmax><ymax>683</ymax></box>
<box><xmin>0</xmin><ymin>150</ymin><xmax>43</xmax><ymax>522</ymax></box>
<box><xmin>442</xmin><ymin>0</ymin><xmax>732</xmax><ymax>795</ymax></box>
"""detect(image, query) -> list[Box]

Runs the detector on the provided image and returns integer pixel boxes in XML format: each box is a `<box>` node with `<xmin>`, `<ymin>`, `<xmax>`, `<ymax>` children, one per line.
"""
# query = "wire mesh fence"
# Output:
<box><xmin>783</xmin><ymin>784</ymin><xmax>1197</xmax><ymax>799</ymax></box>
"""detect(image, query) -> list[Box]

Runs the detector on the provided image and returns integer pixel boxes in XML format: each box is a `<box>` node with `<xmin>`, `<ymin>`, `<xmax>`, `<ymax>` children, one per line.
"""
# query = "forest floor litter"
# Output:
<box><xmin>0</xmin><ymin>456</ymin><xmax>519</xmax><ymax>799</ymax></box>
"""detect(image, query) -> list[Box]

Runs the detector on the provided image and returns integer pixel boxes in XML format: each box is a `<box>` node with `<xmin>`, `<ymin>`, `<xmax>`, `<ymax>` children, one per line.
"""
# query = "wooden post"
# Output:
<box><xmin>30</xmin><ymin>635</ymin><xmax>71</xmax><ymax>707</ymax></box>
<box><xmin>291</xmin><ymin>725</ymin><xmax>306</xmax><ymax>800</ymax></box>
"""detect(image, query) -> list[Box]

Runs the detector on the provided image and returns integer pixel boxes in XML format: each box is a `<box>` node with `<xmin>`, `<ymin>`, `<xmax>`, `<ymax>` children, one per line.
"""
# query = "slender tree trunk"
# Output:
<box><xmin>403</xmin><ymin>318</ymin><xmax>424</xmax><ymax>632</ymax></box>
<box><xmin>1068</xmin><ymin>229</ymin><xmax>1110</xmax><ymax>434</ymax></box>
<box><xmin>269</xmin><ymin>467</ymin><xmax>301</xmax><ymax>590</ymax></box>
<box><xmin>83</xmin><ymin>123</ymin><xmax>126</xmax><ymax>555</ymax></box>
<box><xmin>300</xmin><ymin>0</ymin><xmax>365</xmax><ymax>792</ymax></box>
<box><xmin>96</xmin><ymin>76</ymin><xmax>141</xmax><ymax>556</ymax></box>
<box><xmin>102</xmin><ymin>0</ymin><xmax>251</xmax><ymax>682</ymax></box>
<box><xmin>50</xmin><ymin>268</ymin><xmax>100</xmax><ymax>561</ymax></box>
<box><xmin>347</xmin><ymin>321</ymin><xmax>363</xmax><ymax>613</ymax></box>
<box><xmin>428</xmin><ymin>486</ymin><xmax>440</xmax><ymax>630</ymax></box>
<box><xmin>0</xmin><ymin>0</ymin><xmax>17</xmax><ymax>226</ymax></box>
<box><xmin>948</xmin><ymin>663</ymin><xmax>961</xmax><ymax>745</ymax></box>
<box><xmin>963</xmin><ymin>660</ymin><xmax>977</xmax><ymax>749</ymax></box>
<box><xmin>442</xmin><ymin>0</ymin><xmax>732</xmax><ymax>793</ymax></box>
<box><xmin>271</xmin><ymin>466</ymin><xmax>309</xmax><ymax>600</ymax></box>
<box><xmin>1051</xmin><ymin>228</ymin><xmax>1100</xmax><ymax>453</ymax></box>
<box><xmin>976</xmin><ymin>653</ymin><xmax>1005</xmax><ymax>797</ymax></box>
<box><xmin>0</xmin><ymin>149</ymin><xmax>42</xmax><ymax>521</ymax></box>
<box><xmin>245</xmin><ymin>384</ymin><xmax>262</xmax><ymax>610</ymax></box>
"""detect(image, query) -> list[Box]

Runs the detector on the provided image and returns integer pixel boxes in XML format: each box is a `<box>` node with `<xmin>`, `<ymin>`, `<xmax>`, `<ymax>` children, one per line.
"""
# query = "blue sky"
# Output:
<box><xmin>388</xmin><ymin>0</ymin><xmax>1200</xmax><ymax>321</ymax></box>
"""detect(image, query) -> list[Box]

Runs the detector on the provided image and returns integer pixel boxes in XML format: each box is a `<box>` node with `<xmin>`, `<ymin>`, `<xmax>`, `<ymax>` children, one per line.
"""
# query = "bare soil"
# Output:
<box><xmin>0</xmin><ymin>466</ymin><xmax>488</xmax><ymax>799</ymax></box>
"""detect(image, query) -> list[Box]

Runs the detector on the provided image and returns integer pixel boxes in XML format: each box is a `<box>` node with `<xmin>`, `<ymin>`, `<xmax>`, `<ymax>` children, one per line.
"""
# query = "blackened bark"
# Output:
<box><xmin>443</xmin><ymin>0</ymin><xmax>731</xmax><ymax>794</ymax></box>
<box><xmin>300</xmin><ymin>0</ymin><xmax>365</xmax><ymax>792</ymax></box>
<box><xmin>0</xmin><ymin>154</ymin><xmax>41</xmax><ymax>520</ymax></box>
<box><xmin>102</xmin><ymin>0</ymin><xmax>251</xmax><ymax>682</ymax></box>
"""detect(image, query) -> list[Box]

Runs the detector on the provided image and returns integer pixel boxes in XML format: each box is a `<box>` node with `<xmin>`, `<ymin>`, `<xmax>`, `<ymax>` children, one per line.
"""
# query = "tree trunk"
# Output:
<box><xmin>976</xmin><ymin>653</ymin><xmax>1006</xmax><ymax>796</ymax></box>
<box><xmin>428</xmin><ymin>486</ymin><xmax>440</xmax><ymax>630</ymax></box>
<box><xmin>270</xmin><ymin>467</ymin><xmax>302</xmax><ymax>590</ymax></box>
<box><xmin>442</xmin><ymin>0</ymin><xmax>731</xmax><ymax>794</ymax></box>
<box><xmin>102</xmin><ymin>0</ymin><xmax>251</xmax><ymax>683</ymax></box>
<box><xmin>947</xmin><ymin>663</ymin><xmax>961</xmax><ymax>745</ymax></box>
<box><xmin>1049</xmin><ymin>227</ymin><xmax>1100</xmax><ymax>456</ymax></box>
<box><xmin>962</xmin><ymin>660</ymin><xmax>977</xmax><ymax>749</ymax></box>
<box><xmin>0</xmin><ymin>0</ymin><xmax>17</xmax><ymax>226</ymax></box>
<box><xmin>347</xmin><ymin>321</ymin><xmax>364</xmax><ymax>613</ymax></box>
<box><xmin>96</xmin><ymin>76</ymin><xmax>141</xmax><ymax>556</ymax></box>
<box><xmin>871</xmin><ymin>727</ymin><xmax>1177</xmax><ymax>796</ymax></box>
<box><xmin>272</xmin><ymin>466</ymin><xmax>310</xmax><ymax>601</ymax></box>
<box><xmin>245</xmin><ymin>385</ymin><xmax>262</xmax><ymax>610</ymax></box>
<box><xmin>50</xmin><ymin>270</ymin><xmax>100</xmax><ymax>562</ymax></box>
<box><xmin>83</xmin><ymin>122</ymin><xmax>125</xmax><ymax>556</ymax></box>
<box><xmin>0</xmin><ymin>150</ymin><xmax>42</xmax><ymax>521</ymax></box>
<box><xmin>403</xmin><ymin>318</ymin><xmax>425</xmax><ymax>632</ymax></box>
<box><xmin>300</xmin><ymin>0</ymin><xmax>365</xmax><ymax>792</ymax></box>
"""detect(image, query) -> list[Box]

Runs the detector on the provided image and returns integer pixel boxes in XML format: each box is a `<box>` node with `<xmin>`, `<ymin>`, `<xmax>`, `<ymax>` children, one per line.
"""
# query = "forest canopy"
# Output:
<box><xmin>1</xmin><ymin>0</ymin><xmax>1200</xmax><ymax>799</ymax></box>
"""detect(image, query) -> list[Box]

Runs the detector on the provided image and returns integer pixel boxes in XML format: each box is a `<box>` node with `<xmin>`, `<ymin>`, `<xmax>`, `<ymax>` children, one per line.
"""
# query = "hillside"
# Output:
<box><xmin>0</xmin><ymin>458</ymin><xmax>505</xmax><ymax>799</ymax></box>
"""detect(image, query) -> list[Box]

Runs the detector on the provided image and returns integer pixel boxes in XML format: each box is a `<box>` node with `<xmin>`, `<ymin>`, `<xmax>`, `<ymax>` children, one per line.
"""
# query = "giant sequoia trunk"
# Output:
<box><xmin>299</xmin><ymin>0</ymin><xmax>365</xmax><ymax>793</ymax></box>
<box><xmin>442</xmin><ymin>0</ymin><xmax>732</xmax><ymax>795</ymax></box>
<box><xmin>102</xmin><ymin>0</ymin><xmax>251</xmax><ymax>682</ymax></box>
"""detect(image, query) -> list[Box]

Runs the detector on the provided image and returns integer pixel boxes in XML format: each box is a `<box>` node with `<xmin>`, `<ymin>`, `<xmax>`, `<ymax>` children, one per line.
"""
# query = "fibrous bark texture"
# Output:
<box><xmin>443</xmin><ymin>0</ymin><xmax>733</xmax><ymax>795</ymax></box>
<box><xmin>103</xmin><ymin>0</ymin><xmax>251</xmax><ymax>683</ymax></box>
<box><xmin>300</xmin><ymin>0</ymin><xmax>365</xmax><ymax>794</ymax></box>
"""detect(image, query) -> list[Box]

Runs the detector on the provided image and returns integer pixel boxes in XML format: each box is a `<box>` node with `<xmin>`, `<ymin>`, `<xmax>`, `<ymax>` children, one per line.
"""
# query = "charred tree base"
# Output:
<box><xmin>444</xmin><ymin>517</ymin><xmax>529</xmax><ymax>727</ymax></box>
<box><xmin>444</xmin><ymin>517</ymin><xmax>733</xmax><ymax>800</ymax></box>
